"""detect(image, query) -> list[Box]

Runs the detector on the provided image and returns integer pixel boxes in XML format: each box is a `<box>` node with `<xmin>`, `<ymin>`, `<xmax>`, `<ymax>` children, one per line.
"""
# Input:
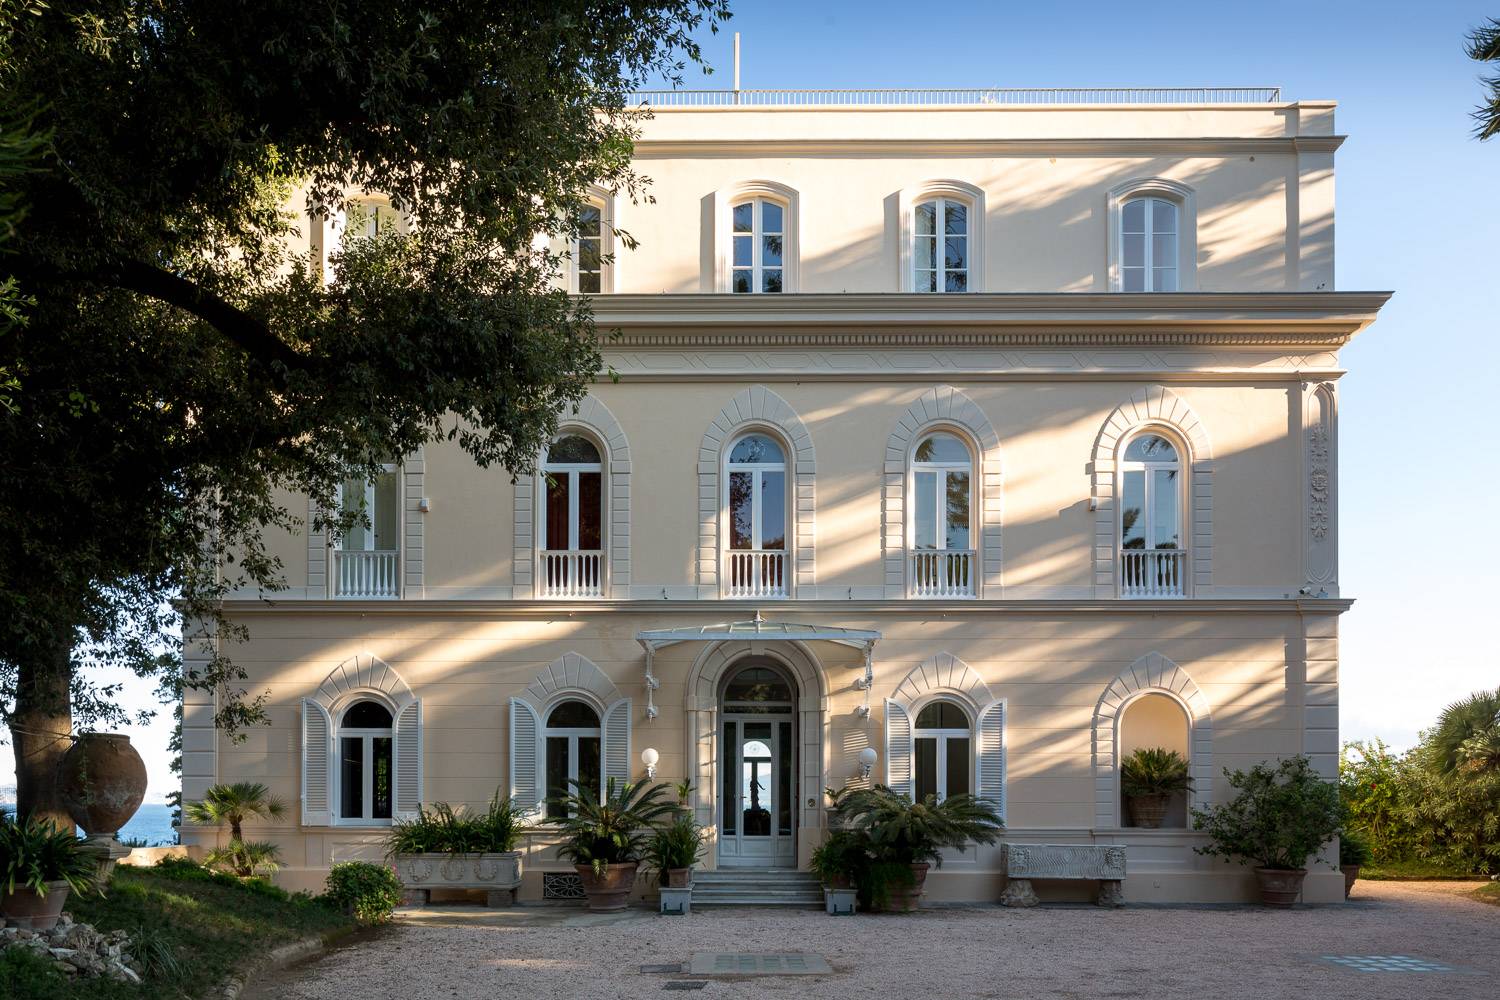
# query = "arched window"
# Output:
<box><xmin>335</xmin><ymin>463</ymin><xmax>401</xmax><ymax>598</ymax></box>
<box><xmin>910</xmin><ymin>432</ymin><xmax>975</xmax><ymax>597</ymax></box>
<box><xmin>337</xmin><ymin>700</ymin><xmax>394</xmax><ymax>823</ymax></box>
<box><xmin>731</xmin><ymin>199</ymin><xmax>785</xmax><ymax>294</ymax></box>
<box><xmin>914</xmin><ymin>700</ymin><xmax>972</xmax><ymax>803</ymax></box>
<box><xmin>725</xmin><ymin>433</ymin><xmax>788</xmax><ymax>597</ymax></box>
<box><xmin>1120</xmin><ymin>196</ymin><xmax>1178</xmax><ymax>292</ymax></box>
<box><xmin>540</xmin><ymin>435</ymin><xmax>604</xmax><ymax>597</ymax></box>
<box><xmin>1118</xmin><ymin>693</ymin><xmax>1191</xmax><ymax>828</ymax></box>
<box><xmin>1119</xmin><ymin>432</ymin><xmax>1186</xmax><ymax>597</ymax></box>
<box><xmin>913</xmin><ymin>197</ymin><xmax>970</xmax><ymax>292</ymax></box>
<box><xmin>544</xmin><ymin>700</ymin><xmax>602</xmax><ymax>819</ymax></box>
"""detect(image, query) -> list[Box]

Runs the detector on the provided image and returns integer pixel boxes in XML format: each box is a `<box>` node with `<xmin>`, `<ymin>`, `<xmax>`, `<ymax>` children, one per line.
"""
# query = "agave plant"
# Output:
<box><xmin>551</xmin><ymin>777</ymin><xmax>676</xmax><ymax>877</ymax></box>
<box><xmin>1120</xmin><ymin>747</ymin><xmax>1194</xmax><ymax>797</ymax></box>
<box><xmin>831</xmin><ymin>785</ymin><xmax>1003</xmax><ymax>867</ymax></box>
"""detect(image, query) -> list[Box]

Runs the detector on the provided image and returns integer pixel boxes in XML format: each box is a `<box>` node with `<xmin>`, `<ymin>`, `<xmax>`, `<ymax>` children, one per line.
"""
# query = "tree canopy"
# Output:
<box><xmin>1469</xmin><ymin>17</ymin><xmax>1500</xmax><ymax>140</ymax></box>
<box><xmin>0</xmin><ymin>0</ymin><xmax>729</xmax><ymax>823</ymax></box>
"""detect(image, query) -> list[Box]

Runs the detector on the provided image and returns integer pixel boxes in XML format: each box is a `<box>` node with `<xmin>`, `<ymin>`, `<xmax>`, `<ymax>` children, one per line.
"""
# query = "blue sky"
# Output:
<box><xmin>5</xmin><ymin>1</ymin><xmax>1496</xmax><ymax>799</ymax></box>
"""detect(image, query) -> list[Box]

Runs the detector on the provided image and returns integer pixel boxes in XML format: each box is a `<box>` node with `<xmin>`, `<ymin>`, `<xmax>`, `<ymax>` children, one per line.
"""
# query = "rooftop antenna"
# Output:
<box><xmin>733</xmin><ymin>32</ymin><xmax>741</xmax><ymax>104</ymax></box>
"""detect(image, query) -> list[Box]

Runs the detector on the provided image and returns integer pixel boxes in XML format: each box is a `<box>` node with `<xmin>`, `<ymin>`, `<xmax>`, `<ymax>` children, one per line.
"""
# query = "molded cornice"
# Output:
<box><xmin>587</xmin><ymin>292</ymin><xmax>1390</xmax><ymax>349</ymax></box>
<box><xmin>632</xmin><ymin>137</ymin><xmax>1347</xmax><ymax>157</ymax></box>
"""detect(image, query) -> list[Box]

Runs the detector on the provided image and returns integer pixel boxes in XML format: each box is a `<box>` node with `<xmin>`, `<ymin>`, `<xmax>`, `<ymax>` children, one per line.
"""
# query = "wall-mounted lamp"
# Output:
<box><xmin>417</xmin><ymin>497</ymin><xmax>432</xmax><ymax>513</ymax></box>
<box><xmin>858</xmin><ymin>747</ymin><xmax>878</xmax><ymax>781</ymax></box>
<box><xmin>641</xmin><ymin>747</ymin><xmax>659</xmax><ymax>780</ymax></box>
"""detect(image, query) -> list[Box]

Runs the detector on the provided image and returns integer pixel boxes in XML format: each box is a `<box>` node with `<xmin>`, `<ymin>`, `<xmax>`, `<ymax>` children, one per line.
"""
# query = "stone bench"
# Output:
<box><xmin>392</xmin><ymin>852</ymin><xmax>523</xmax><ymax>908</ymax></box>
<box><xmin>1000</xmin><ymin>844</ymin><xmax>1126</xmax><ymax>908</ymax></box>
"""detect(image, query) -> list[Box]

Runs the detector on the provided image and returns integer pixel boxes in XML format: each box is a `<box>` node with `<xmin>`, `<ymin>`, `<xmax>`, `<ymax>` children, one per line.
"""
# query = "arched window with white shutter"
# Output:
<box><xmin>509</xmin><ymin>652</ymin><xmax>631</xmax><ymax>819</ymax></box>
<box><xmin>883</xmin><ymin>652</ymin><xmax>1005</xmax><ymax>819</ymax></box>
<box><xmin>300</xmin><ymin>653</ymin><xmax>421</xmax><ymax>828</ymax></box>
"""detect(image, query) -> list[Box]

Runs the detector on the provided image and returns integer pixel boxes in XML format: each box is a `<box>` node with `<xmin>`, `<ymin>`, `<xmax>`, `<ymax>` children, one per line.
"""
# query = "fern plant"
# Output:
<box><xmin>552</xmin><ymin>777</ymin><xmax>677</xmax><ymax>877</ymax></box>
<box><xmin>1120</xmin><ymin>747</ymin><xmax>1193</xmax><ymax>797</ymax></box>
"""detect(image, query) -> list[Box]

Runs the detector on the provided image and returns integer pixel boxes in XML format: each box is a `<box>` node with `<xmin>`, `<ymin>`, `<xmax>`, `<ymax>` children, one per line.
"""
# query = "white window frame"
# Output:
<box><xmin>1119</xmin><ymin>196</ymin><xmax>1178</xmax><ymax>293</ymax></box>
<box><xmin>897</xmin><ymin>181</ymin><xmax>985</xmax><ymax>293</ymax></box>
<box><xmin>336</xmin><ymin>462</ymin><xmax>400</xmax><ymax>552</ymax></box>
<box><xmin>540</xmin><ymin>437</ymin><xmax>604</xmax><ymax>553</ymax></box>
<box><xmin>729</xmin><ymin>198</ymin><xmax>787</xmax><ymax>295</ymax></box>
<box><xmin>569</xmin><ymin>192</ymin><xmax>614</xmax><ymax>294</ymax></box>
<box><xmin>712</xmin><ymin>181</ymin><xmax>799</xmax><ymax>293</ymax></box>
<box><xmin>543</xmin><ymin>699</ymin><xmax>603</xmax><ymax>818</ymax></box>
<box><xmin>724</xmin><ymin>433</ymin><xmax>789</xmax><ymax>552</ymax></box>
<box><xmin>1106</xmin><ymin>178</ymin><xmax>1197</xmax><ymax>292</ymax></box>
<box><xmin>1117</xmin><ymin>432</ymin><xmax>1185</xmax><ymax>552</ymax></box>
<box><xmin>908</xmin><ymin>433</ymin><xmax>974</xmax><ymax>552</ymax></box>
<box><xmin>911</xmin><ymin>196</ymin><xmax>971</xmax><ymax>294</ymax></box>
<box><xmin>334</xmin><ymin>699</ymin><xmax>396</xmax><ymax>827</ymax></box>
<box><xmin>913</xmin><ymin>699</ymin><xmax>974</xmax><ymax>804</ymax></box>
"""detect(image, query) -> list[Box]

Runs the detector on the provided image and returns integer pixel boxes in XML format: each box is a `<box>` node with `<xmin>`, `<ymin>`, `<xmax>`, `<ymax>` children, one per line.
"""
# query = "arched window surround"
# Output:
<box><xmin>697</xmin><ymin>386</ymin><xmax>816</xmax><ymax>598</ymax></box>
<box><xmin>883</xmin><ymin>652</ymin><xmax>1006</xmax><ymax>820</ymax></box>
<box><xmin>712</xmin><ymin>181</ymin><xmax>800</xmax><ymax>293</ymax></box>
<box><xmin>570</xmin><ymin>185</ymin><xmax>616</xmax><ymax>294</ymax></box>
<box><xmin>1090</xmin><ymin>386</ymin><xmax>1213</xmax><ymax>598</ymax></box>
<box><xmin>509</xmin><ymin>652</ymin><xmax>632</xmax><ymax>819</ymax></box>
<box><xmin>300</xmin><ymin>653</ymin><xmax>422</xmax><ymax>828</ymax></box>
<box><xmin>721</xmin><ymin>428</ymin><xmax>793</xmax><ymax>598</ymax></box>
<box><xmin>1091</xmin><ymin>652</ymin><xmax>1213</xmax><ymax>828</ymax></box>
<box><xmin>513</xmin><ymin>395</ymin><xmax>632</xmax><ymax>599</ymax></box>
<box><xmin>898</xmin><ymin>180</ymin><xmax>986</xmax><ymax>293</ymax></box>
<box><xmin>906</xmin><ymin>428</ymin><xmax>979</xmax><ymax>598</ymax></box>
<box><xmin>1106</xmin><ymin>178</ymin><xmax>1197</xmax><ymax>292</ymax></box>
<box><xmin>882</xmin><ymin>386</ymin><xmax>1003</xmax><ymax>598</ymax></box>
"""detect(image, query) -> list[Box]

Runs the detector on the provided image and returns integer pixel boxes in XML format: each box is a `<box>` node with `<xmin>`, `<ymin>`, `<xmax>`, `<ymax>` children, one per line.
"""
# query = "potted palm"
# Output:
<box><xmin>552</xmin><ymin>777</ymin><xmax>675</xmax><ymax>912</ymax></box>
<box><xmin>1192</xmin><ymin>755</ymin><xmax>1343</xmax><ymax>907</ymax></box>
<box><xmin>646</xmin><ymin>813</ymin><xmax>705</xmax><ymax>889</ymax></box>
<box><xmin>1120</xmin><ymin>747</ymin><xmax>1193</xmax><ymax>828</ymax></box>
<box><xmin>0</xmin><ymin>814</ymin><xmax>99</xmax><ymax>930</ymax></box>
<box><xmin>810</xmin><ymin>829</ymin><xmax>866</xmax><ymax>915</ymax></box>
<box><xmin>385</xmin><ymin>791</ymin><xmax>527</xmax><ymax>906</ymax></box>
<box><xmin>1339</xmin><ymin>829</ymin><xmax>1371</xmax><ymax>899</ymax></box>
<box><xmin>184</xmin><ymin>781</ymin><xmax>286</xmax><ymax>878</ymax></box>
<box><xmin>831</xmin><ymin>785</ymin><xmax>1003</xmax><ymax>912</ymax></box>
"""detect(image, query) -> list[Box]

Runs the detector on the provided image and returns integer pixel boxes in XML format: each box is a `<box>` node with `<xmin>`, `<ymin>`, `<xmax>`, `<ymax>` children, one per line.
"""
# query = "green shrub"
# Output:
<box><xmin>0</xmin><ymin>813</ymin><xmax>99</xmax><ymax>897</ymax></box>
<box><xmin>385</xmin><ymin>790</ymin><xmax>527</xmax><ymax>856</ymax></box>
<box><xmin>809</xmin><ymin>829</ymin><xmax>868</xmax><ymax>887</ymax></box>
<box><xmin>1120</xmin><ymin>747</ymin><xmax>1193</xmax><ymax>797</ymax></box>
<box><xmin>324</xmin><ymin>861</ymin><xmax>404</xmax><ymax>924</ymax></box>
<box><xmin>645</xmin><ymin>814</ymin><xmax>706</xmax><ymax>882</ymax></box>
<box><xmin>0</xmin><ymin>947</ymin><xmax>74</xmax><ymax>1000</ymax></box>
<box><xmin>1340</xmin><ymin>739</ymin><xmax>1417</xmax><ymax>862</ymax></box>
<box><xmin>553</xmin><ymin>778</ymin><xmax>676</xmax><ymax>877</ymax></box>
<box><xmin>1339</xmin><ymin>828</ymin><xmax>1372</xmax><ymax>868</ymax></box>
<box><xmin>1193</xmin><ymin>755</ymin><xmax>1342</xmax><ymax>871</ymax></box>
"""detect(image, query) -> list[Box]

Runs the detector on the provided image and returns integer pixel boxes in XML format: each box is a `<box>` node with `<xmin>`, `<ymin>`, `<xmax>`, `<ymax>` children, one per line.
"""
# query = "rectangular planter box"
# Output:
<box><xmin>393</xmin><ymin>852</ymin><xmax>523</xmax><ymax>907</ymax></box>
<box><xmin>659</xmin><ymin>886</ymin><xmax>693</xmax><ymax>915</ymax></box>
<box><xmin>824</xmin><ymin>887</ymin><xmax>857</xmax><ymax>916</ymax></box>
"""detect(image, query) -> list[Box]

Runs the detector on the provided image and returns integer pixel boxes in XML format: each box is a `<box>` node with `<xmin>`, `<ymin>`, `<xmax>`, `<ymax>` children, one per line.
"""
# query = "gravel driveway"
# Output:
<box><xmin>253</xmin><ymin>882</ymin><xmax>1497</xmax><ymax>1000</ymax></box>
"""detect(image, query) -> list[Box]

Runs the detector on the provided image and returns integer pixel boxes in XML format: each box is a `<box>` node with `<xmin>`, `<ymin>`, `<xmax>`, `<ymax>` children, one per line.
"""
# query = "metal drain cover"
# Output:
<box><xmin>688</xmin><ymin>953</ymin><xmax>832</xmax><ymax>976</ymax></box>
<box><xmin>1320</xmin><ymin>955</ymin><xmax>1464</xmax><ymax>974</ymax></box>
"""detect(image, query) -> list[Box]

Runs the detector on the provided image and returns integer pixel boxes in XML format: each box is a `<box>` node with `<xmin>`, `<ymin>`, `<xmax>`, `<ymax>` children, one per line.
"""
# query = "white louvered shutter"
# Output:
<box><xmin>509</xmin><ymin>699</ymin><xmax>543</xmax><ymax>817</ymax></box>
<box><xmin>301</xmin><ymin>699</ymin><xmax>333</xmax><ymax>826</ymax></box>
<box><xmin>602</xmin><ymin>699</ymin><xmax>633</xmax><ymax>793</ymax></box>
<box><xmin>976</xmin><ymin>701</ymin><xmax>1006</xmax><ymax>821</ymax></box>
<box><xmin>884</xmin><ymin>700</ymin><xmax>913</xmax><ymax>798</ymax></box>
<box><xmin>393</xmin><ymin>699</ymin><xmax>423</xmax><ymax>820</ymax></box>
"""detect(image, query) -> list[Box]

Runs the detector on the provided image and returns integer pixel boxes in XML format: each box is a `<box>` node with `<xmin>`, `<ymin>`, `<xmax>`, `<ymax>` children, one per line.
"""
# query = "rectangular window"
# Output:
<box><xmin>914</xmin><ymin>470</ymin><xmax>938</xmax><ymax>549</ymax></box>
<box><xmin>1121</xmin><ymin>469</ymin><xmax>1146</xmax><ymax>549</ymax></box>
<box><xmin>340</xmin><ymin>737</ymin><xmax>363</xmax><ymax>819</ymax></box>
<box><xmin>721</xmin><ymin>722</ymin><xmax>737</xmax><ymax>835</ymax></box>
<box><xmin>578</xmin><ymin>472</ymin><xmax>602</xmax><ymax>550</ymax></box>
<box><xmin>777</xmin><ymin>721</ymin><xmax>793</xmax><ymax>837</ymax></box>
<box><xmin>579</xmin><ymin>736</ymin><xmax>601</xmax><ymax>798</ymax></box>
<box><xmin>1152</xmin><ymin>469</ymin><xmax>1180</xmax><ymax>548</ymax></box>
<box><xmin>945</xmin><ymin>470</ymin><xmax>971</xmax><ymax>550</ymax></box>
<box><xmin>760</xmin><ymin>471</ymin><xmax>785</xmax><ymax>550</ymax></box>
<box><xmin>545</xmin><ymin>736</ymin><xmax>569</xmax><ymax>819</ymax></box>
<box><xmin>729</xmin><ymin>471</ymin><xmax>753</xmax><ymax>549</ymax></box>
<box><xmin>946</xmin><ymin>737</ymin><xmax>970</xmax><ymax>801</ymax></box>
<box><xmin>915</xmin><ymin>737</ymin><xmax>938</xmax><ymax>803</ymax></box>
<box><xmin>372</xmin><ymin>737</ymin><xmax>393</xmax><ymax>820</ymax></box>
<box><xmin>545</xmin><ymin>473</ymin><xmax>570</xmax><ymax>551</ymax></box>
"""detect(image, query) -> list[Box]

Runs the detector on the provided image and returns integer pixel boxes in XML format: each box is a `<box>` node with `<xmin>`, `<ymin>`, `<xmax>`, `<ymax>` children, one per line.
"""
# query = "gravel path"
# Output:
<box><xmin>256</xmin><ymin>882</ymin><xmax>1497</xmax><ymax>1000</ymax></box>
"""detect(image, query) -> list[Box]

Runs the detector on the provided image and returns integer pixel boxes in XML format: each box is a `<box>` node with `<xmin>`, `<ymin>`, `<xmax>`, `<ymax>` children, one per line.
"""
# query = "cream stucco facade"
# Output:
<box><xmin>182</xmin><ymin>91</ymin><xmax>1386</xmax><ymax>905</ymax></box>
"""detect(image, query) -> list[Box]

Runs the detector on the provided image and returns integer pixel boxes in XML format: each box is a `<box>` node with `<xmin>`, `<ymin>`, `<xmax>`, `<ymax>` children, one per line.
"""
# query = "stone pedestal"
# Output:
<box><xmin>84</xmin><ymin>834</ymin><xmax>133</xmax><ymax>883</ymax></box>
<box><xmin>824</xmin><ymin>887</ymin><xmax>857</xmax><ymax>915</ymax></box>
<box><xmin>999</xmin><ymin>878</ymin><xmax>1039</xmax><ymax>908</ymax></box>
<box><xmin>659</xmin><ymin>886</ymin><xmax>693</xmax><ymax>915</ymax></box>
<box><xmin>1096</xmin><ymin>880</ymin><xmax>1125</xmax><ymax>908</ymax></box>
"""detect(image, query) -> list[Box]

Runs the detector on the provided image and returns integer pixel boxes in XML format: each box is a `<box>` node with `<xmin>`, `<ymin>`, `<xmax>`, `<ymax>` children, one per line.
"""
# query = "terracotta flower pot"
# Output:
<box><xmin>662</xmin><ymin>867</ymin><xmax>693</xmax><ymax>889</ymax></box>
<box><xmin>886</xmin><ymin>863</ymin><xmax>929</xmax><ymax>912</ymax></box>
<box><xmin>1254</xmin><ymin>867</ymin><xmax>1307</xmax><ymax>908</ymax></box>
<box><xmin>1342</xmin><ymin>865</ymin><xmax>1360</xmax><ymax>900</ymax></box>
<box><xmin>1</xmin><ymin>881</ymin><xmax>71</xmax><ymax>930</ymax></box>
<box><xmin>56</xmin><ymin>732</ymin><xmax>148</xmax><ymax>836</ymax></box>
<box><xmin>576</xmin><ymin>862</ymin><xmax>638</xmax><ymax>912</ymax></box>
<box><xmin>1126</xmin><ymin>793</ymin><xmax>1170</xmax><ymax>829</ymax></box>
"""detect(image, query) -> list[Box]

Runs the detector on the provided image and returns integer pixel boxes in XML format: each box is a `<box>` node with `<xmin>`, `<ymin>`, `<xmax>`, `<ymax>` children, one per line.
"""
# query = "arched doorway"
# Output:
<box><xmin>717</xmin><ymin>661</ymin><xmax>798</xmax><ymax>868</ymax></box>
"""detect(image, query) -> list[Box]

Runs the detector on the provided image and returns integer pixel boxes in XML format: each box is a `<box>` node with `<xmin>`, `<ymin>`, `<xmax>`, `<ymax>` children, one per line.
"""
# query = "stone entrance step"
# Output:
<box><xmin>691</xmin><ymin>869</ymin><xmax>824</xmax><ymax>908</ymax></box>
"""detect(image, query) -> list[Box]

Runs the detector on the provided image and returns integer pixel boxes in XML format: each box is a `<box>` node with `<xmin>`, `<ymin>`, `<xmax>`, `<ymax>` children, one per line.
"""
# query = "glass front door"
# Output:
<box><xmin>719</xmin><ymin>715</ymin><xmax>795</xmax><ymax>867</ymax></box>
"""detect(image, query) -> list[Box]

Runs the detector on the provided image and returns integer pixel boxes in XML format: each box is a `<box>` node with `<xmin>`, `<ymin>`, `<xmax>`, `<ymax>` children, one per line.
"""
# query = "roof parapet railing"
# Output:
<box><xmin>624</xmin><ymin>87</ymin><xmax>1283</xmax><ymax>108</ymax></box>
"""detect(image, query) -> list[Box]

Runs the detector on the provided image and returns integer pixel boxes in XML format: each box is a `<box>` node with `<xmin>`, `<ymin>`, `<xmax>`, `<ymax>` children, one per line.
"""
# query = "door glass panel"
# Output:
<box><xmin>777</xmin><ymin>722</ymin><xmax>793</xmax><ymax>836</ymax></box>
<box><xmin>945</xmin><ymin>470</ymin><xmax>970</xmax><ymax>549</ymax></box>
<box><xmin>578</xmin><ymin>471</ymin><xmax>602</xmax><ymax>550</ymax></box>
<box><xmin>1121</xmin><ymin>469</ymin><xmax>1146</xmax><ymax>548</ymax></box>
<box><xmin>721</xmin><ymin>723</ymin><xmax>737</xmax><ymax>835</ymax></box>
<box><xmin>760</xmin><ymin>470</ymin><xmax>785</xmax><ymax>549</ymax></box>
<box><xmin>914</xmin><ymin>470</ymin><xmax>937</xmax><ymax>548</ymax></box>
<box><xmin>946</xmin><ymin>737</ymin><xmax>970</xmax><ymax>801</ymax></box>
<box><xmin>761</xmin><ymin>201</ymin><xmax>783</xmax><ymax>234</ymax></box>
<box><xmin>915</xmin><ymin>737</ymin><xmax>937</xmax><ymax>803</ymax></box>
<box><xmin>579</xmin><ymin>736</ymin><xmax>602</xmax><ymax>798</ymax></box>
<box><xmin>372</xmin><ymin>737</ymin><xmax>393</xmax><ymax>819</ymax></box>
<box><xmin>545</xmin><ymin>473</ymin><xmax>570</xmax><ymax>550</ymax></box>
<box><xmin>340</xmin><ymin>737</ymin><xmax>364</xmax><ymax>819</ymax></box>
<box><xmin>728</xmin><ymin>471</ymin><xmax>753</xmax><ymax>549</ymax></box>
<box><xmin>372</xmin><ymin>470</ymin><xmax>399</xmax><ymax>550</ymax></box>
<box><xmin>341</xmin><ymin>479</ymin><xmax>370</xmax><ymax>550</ymax></box>
<box><xmin>545</xmin><ymin>736</ymin><xmax>569</xmax><ymax>819</ymax></box>
<box><xmin>742</xmin><ymin>725</ymin><xmax>773</xmax><ymax>836</ymax></box>
<box><xmin>1152</xmin><ymin>468</ymin><xmax>1180</xmax><ymax>548</ymax></box>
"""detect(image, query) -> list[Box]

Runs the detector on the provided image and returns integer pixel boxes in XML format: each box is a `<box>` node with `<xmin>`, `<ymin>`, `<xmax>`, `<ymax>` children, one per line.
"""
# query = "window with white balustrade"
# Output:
<box><xmin>334</xmin><ymin>464</ymin><xmax>401</xmax><ymax>598</ymax></box>
<box><xmin>337</xmin><ymin>699</ymin><xmax>394</xmax><ymax>824</ymax></box>
<box><xmin>731</xmin><ymin>199</ymin><xmax>785</xmax><ymax>294</ymax></box>
<box><xmin>725</xmin><ymin>433</ymin><xmax>788</xmax><ymax>597</ymax></box>
<box><xmin>909</xmin><ymin>432</ymin><xmax>975</xmax><ymax>597</ymax></box>
<box><xmin>540</xmin><ymin>435</ymin><xmax>605</xmax><ymax>598</ymax></box>
<box><xmin>913</xmin><ymin>197</ymin><xmax>970</xmax><ymax>293</ymax></box>
<box><xmin>914</xmin><ymin>700</ymin><xmax>973</xmax><ymax>804</ymax></box>
<box><xmin>1119</xmin><ymin>197</ymin><xmax>1178</xmax><ymax>292</ymax></box>
<box><xmin>1118</xmin><ymin>432</ymin><xmax>1186</xmax><ymax>597</ymax></box>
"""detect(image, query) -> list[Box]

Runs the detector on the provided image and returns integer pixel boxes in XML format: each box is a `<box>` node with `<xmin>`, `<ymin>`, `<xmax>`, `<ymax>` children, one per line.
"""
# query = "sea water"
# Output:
<box><xmin>1</xmin><ymin>802</ymin><xmax>178</xmax><ymax>846</ymax></box>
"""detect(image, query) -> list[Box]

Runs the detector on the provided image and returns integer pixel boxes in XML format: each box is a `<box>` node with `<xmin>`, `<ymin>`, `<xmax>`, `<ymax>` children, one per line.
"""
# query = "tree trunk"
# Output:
<box><xmin>10</xmin><ymin>630</ymin><xmax>74</xmax><ymax>832</ymax></box>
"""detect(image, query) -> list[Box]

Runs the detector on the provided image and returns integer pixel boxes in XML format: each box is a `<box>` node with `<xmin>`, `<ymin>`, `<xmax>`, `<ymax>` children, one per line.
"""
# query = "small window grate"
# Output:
<box><xmin>542</xmin><ymin>872</ymin><xmax>586</xmax><ymax>900</ymax></box>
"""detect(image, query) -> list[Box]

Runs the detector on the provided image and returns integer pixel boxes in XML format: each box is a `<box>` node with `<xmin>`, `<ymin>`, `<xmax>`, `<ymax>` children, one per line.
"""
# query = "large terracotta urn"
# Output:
<box><xmin>56</xmin><ymin>732</ymin><xmax>148</xmax><ymax>836</ymax></box>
